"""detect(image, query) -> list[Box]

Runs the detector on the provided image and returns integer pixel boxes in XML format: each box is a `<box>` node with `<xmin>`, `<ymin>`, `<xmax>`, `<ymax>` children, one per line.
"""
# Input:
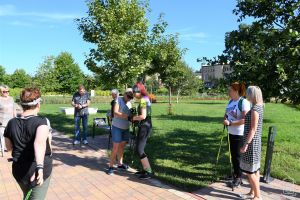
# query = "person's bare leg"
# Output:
<box><xmin>250</xmin><ymin>172</ymin><xmax>261</xmax><ymax>199</ymax></box>
<box><xmin>141</xmin><ymin>157</ymin><xmax>151</xmax><ymax>170</ymax></box>
<box><xmin>246</xmin><ymin>174</ymin><xmax>254</xmax><ymax>196</ymax></box>
<box><xmin>109</xmin><ymin>142</ymin><xmax>119</xmax><ymax>167</ymax></box>
<box><xmin>253</xmin><ymin>170</ymin><xmax>261</xmax><ymax>199</ymax></box>
<box><xmin>117</xmin><ymin>141</ymin><xmax>127</xmax><ymax>165</ymax></box>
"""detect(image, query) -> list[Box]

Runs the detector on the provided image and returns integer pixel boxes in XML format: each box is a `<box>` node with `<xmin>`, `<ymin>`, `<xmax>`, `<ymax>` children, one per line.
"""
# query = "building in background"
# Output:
<box><xmin>200</xmin><ymin>64</ymin><xmax>233</xmax><ymax>88</ymax></box>
<box><xmin>194</xmin><ymin>70</ymin><xmax>202</xmax><ymax>79</ymax></box>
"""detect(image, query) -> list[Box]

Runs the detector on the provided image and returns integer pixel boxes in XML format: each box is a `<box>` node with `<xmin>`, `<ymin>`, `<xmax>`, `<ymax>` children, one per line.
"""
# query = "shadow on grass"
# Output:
<box><xmin>186</xmin><ymin>101</ymin><xmax>226</xmax><ymax>105</ymax></box>
<box><xmin>127</xmin><ymin>128</ymin><xmax>231</xmax><ymax>191</ymax></box>
<box><xmin>156</xmin><ymin>115</ymin><xmax>223</xmax><ymax>123</ymax></box>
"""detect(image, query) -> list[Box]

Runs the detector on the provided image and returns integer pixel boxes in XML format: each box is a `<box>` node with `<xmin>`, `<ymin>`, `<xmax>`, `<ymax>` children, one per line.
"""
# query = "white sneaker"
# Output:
<box><xmin>83</xmin><ymin>140</ymin><xmax>88</xmax><ymax>145</ymax></box>
<box><xmin>73</xmin><ymin>140</ymin><xmax>80</xmax><ymax>145</ymax></box>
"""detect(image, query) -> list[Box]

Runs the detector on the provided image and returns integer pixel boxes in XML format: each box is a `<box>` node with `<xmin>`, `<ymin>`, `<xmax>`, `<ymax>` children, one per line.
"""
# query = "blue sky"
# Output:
<box><xmin>0</xmin><ymin>0</ymin><xmax>241</xmax><ymax>76</ymax></box>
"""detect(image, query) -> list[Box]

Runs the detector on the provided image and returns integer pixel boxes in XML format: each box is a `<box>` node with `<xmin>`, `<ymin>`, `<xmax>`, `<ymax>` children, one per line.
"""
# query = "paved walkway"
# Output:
<box><xmin>0</xmin><ymin>130</ymin><xmax>299</xmax><ymax>200</ymax></box>
<box><xmin>0</xmin><ymin>130</ymin><xmax>201</xmax><ymax>200</ymax></box>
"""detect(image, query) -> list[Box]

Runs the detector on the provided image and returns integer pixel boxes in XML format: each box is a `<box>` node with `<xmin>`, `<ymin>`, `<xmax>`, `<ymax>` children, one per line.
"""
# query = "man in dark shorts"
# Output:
<box><xmin>72</xmin><ymin>85</ymin><xmax>91</xmax><ymax>145</ymax></box>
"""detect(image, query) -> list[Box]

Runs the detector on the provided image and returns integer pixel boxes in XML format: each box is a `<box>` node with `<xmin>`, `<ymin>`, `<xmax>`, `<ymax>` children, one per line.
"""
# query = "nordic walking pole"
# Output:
<box><xmin>215</xmin><ymin>125</ymin><xmax>226</xmax><ymax>176</ymax></box>
<box><xmin>226</xmin><ymin>125</ymin><xmax>235</xmax><ymax>191</ymax></box>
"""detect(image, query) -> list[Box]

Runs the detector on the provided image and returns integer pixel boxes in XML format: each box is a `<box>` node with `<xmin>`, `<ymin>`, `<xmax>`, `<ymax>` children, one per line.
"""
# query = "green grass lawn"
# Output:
<box><xmin>39</xmin><ymin>101</ymin><xmax>300</xmax><ymax>191</ymax></box>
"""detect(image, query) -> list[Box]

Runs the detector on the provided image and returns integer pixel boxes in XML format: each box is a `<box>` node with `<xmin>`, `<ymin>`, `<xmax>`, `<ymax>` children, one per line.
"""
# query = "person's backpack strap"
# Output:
<box><xmin>238</xmin><ymin>97</ymin><xmax>244</xmax><ymax>112</ymax></box>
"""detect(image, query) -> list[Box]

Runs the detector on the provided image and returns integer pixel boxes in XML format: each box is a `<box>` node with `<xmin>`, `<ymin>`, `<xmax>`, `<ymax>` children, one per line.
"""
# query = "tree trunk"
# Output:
<box><xmin>176</xmin><ymin>89</ymin><xmax>180</xmax><ymax>104</ymax></box>
<box><xmin>168</xmin><ymin>86</ymin><xmax>173</xmax><ymax>115</ymax></box>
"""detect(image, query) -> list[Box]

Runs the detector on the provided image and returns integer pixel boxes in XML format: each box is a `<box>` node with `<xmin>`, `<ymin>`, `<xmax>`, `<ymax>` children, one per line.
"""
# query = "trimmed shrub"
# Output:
<box><xmin>149</xmin><ymin>93</ymin><xmax>157</xmax><ymax>103</ymax></box>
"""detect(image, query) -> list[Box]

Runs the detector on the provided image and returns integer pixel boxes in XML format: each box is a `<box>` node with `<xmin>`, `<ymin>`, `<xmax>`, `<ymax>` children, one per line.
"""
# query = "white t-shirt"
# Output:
<box><xmin>225</xmin><ymin>97</ymin><xmax>251</xmax><ymax>136</ymax></box>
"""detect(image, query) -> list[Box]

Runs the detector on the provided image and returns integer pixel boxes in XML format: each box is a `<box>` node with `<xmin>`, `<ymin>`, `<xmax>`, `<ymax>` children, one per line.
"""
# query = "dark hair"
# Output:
<box><xmin>20</xmin><ymin>87</ymin><xmax>41</xmax><ymax>111</ymax></box>
<box><xmin>231</xmin><ymin>82</ymin><xmax>246</xmax><ymax>97</ymax></box>
<box><xmin>125</xmin><ymin>91</ymin><xmax>134</xmax><ymax>100</ymax></box>
<box><xmin>78</xmin><ymin>85</ymin><xmax>85</xmax><ymax>90</ymax></box>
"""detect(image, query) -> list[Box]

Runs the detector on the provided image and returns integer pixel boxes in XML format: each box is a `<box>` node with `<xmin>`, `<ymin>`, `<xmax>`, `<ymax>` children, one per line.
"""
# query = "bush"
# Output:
<box><xmin>8</xmin><ymin>88</ymin><xmax>22</xmax><ymax>100</ymax></box>
<box><xmin>95</xmin><ymin>90</ymin><xmax>111</xmax><ymax>96</ymax></box>
<box><xmin>156</xmin><ymin>87</ymin><xmax>168</xmax><ymax>95</ymax></box>
<box><xmin>149</xmin><ymin>93</ymin><xmax>157</xmax><ymax>103</ymax></box>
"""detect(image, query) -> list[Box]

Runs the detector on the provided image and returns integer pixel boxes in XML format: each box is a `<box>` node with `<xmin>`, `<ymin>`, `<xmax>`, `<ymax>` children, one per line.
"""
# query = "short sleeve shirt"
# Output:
<box><xmin>0</xmin><ymin>96</ymin><xmax>15</xmax><ymax>126</ymax></box>
<box><xmin>225</xmin><ymin>97</ymin><xmax>251</xmax><ymax>136</ymax></box>
<box><xmin>72</xmin><ymin>92</ymin><xmax>91</xmax><ymax>116</ymax></box>
<box><xmin>4</xmin><ymin>116</ymin><xmax>52</xmax><ymax>182</ymax></box>
<box><xmin>138</xmin><ymin>96</ymin><xmax>151</xmax><ymax>117</ymax></box>
<box><xmin>112</xmin><ymin>97</ymin><xmax>131</xmax><ymax>129</ymax></box>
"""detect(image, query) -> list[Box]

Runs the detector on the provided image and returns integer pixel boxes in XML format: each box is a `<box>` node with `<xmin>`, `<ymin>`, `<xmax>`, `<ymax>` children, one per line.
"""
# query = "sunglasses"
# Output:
<box><xmin>2</xmin><ymin>91</ymin><xmax>9</xmax><ymax>93</ymax></box>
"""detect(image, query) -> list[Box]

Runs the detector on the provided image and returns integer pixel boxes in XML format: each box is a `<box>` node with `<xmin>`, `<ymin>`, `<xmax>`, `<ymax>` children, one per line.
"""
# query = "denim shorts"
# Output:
<box><xmin>111</xmin><ymin>126</ymin><xmax>129</xmax><ymax>143</ymax></box>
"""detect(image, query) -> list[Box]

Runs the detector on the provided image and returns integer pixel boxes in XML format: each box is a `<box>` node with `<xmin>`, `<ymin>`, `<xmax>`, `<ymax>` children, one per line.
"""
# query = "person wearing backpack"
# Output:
<box><xmin>224</xmin><ymin>82</ymin><xmax>250</xmax><ymax>187</ymax></box>
<box><xmin>4</xmin><ymin>87</ymin><xmax>52</xmax><ymax>200</ymax></box>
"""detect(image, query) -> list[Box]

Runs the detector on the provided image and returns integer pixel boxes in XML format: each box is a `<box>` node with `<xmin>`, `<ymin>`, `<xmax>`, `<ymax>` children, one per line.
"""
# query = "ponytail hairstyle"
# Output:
<box><xmin>231</xmin><ymin>82</ymin><xmax>246</xmax><ymax>97</ymax></box>
<box><xmin>135</xmin><ymin>82</ymin><xmax>148</xmax><ymax>97</ymax></box>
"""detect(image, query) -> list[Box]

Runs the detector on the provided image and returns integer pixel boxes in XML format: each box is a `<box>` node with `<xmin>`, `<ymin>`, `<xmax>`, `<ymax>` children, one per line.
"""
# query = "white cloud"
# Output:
<box><xmin>8</xmin><ymin>20</ymin><xmax>33</xmax><ymax>27</ymax></box>
<box><xmin>0</xmin><ymin>4</ymin><xmax>16</xmax><ymax>16</ymax></box>
<box><xmin>0</xmin><ymin>4</ymin><xmax>81</xmax><ymax>22</ymax></box>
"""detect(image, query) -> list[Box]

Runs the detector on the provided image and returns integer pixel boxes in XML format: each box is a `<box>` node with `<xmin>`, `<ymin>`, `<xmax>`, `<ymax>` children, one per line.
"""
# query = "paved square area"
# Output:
<box><xmin>0</xmin><ymin>130</ymin><xmax>298</xmax><ymax>200</ymax></box>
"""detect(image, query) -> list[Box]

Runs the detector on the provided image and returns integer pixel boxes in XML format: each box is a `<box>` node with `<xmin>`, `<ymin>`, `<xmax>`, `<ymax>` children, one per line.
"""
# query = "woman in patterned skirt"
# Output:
<box><xmin>240</xmin><ymin>86</ymin><xmax>264</xmax><ymax>200</ymax></box>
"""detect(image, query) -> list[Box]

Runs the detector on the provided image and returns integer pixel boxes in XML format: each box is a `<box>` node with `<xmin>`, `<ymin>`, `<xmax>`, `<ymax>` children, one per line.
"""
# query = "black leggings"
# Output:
<box><xmin>229</xmin><ymin>134</ymin><xmax>243</xmax><ymax>178</ymax></box>
<box><xmin>136</xmin><ymin>119</ymin><xmax>152</xmax><ymax>159</ymax></box>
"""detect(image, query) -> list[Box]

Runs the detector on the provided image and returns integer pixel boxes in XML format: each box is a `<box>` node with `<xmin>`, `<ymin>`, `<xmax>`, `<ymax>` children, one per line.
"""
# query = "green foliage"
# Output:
<box><xmin>33</xmin><ymin>56</ymin><xmax>60</xmax><ymax>93</ymax></box>
<box><xmin>9</xmin><ymin>69</ymin><xmax>32</xmax><ymax>88</ymax></box>
<box><xmin>53</xmin><ymin>52</ymin><xmax>84</xmax><ymax>94</ymax></box>
<box><xmin>77</xmin><ymin>0</ymin><xmax>151</xmax><ymax>87</ymax></box>
<box><xmin>7</xmin><ymin>88</ymin><xmax>22</xmax><ymax>99</ymax></box>
<box><xmin>173</xmin><ymin>61</ymin><xmax>203</xmax><ymax>96</ymax></box>
<box><xmin>223</xmin><ymin>0</ymin><xmax>300</xmax><ymax>104</ymax></box>
<box><xmin>145</xmin><ymin>74</ymin><xmax>160</xmax><ymax>94</ymax></box>
<box><xmin>156</xmin><ymin>87</ymin><xmax>168</xmax><ymax>95</ymax></box>
<box><xmin>95</xmin><ymin>90</ymin><xmax>111</xmax><ymax>96</ymax></box>
<box><xmin>0</xmin><ymin>65</ymin><xmax>6</xmax><ymax>84</ymax></box>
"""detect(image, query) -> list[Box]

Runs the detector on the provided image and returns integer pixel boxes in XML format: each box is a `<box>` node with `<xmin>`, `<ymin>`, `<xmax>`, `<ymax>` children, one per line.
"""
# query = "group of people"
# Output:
<box><xmin>107</xmin><ymin>83</ymin><xmax>153</xmax><ymax>180</ymax></box>
<box><xmin>0</xmin><ymin>81</ymin><xmax>264</xmax><ymax>200</ymax></box>
<box><xmin>70</xmin><ymin>83</ymin><xmax>153</xmax><ymax>180</ymax></box>
<box><xmin>224</xmin><ymin>83</ymin><xmax>264</xmax><ymax>200</ymax></box>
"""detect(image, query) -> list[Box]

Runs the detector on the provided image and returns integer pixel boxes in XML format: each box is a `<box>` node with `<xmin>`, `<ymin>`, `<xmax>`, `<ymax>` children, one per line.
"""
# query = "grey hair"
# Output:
<box><xmin>111</xmin><ymin>89</ymin><xmax>119</xmax><ymax>95</ymax></box>
<box><xmin>246</xmin><ymin>86</ymin><xmax>263</xmax><ymax>105</ymax></box>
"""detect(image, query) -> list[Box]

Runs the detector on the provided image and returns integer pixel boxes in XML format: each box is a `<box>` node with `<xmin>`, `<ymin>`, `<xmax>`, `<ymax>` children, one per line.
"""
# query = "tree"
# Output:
<box><xmin>76</xmin><ymin>0</ymin><xmax>151</xmax><ymax>88</ymax></box>
<box><xmin>54</xmin><ymin>52</ymin><xmax>84</xmax><ymax>94</ymax></box>
<box><xmin>177</xmin><ymin>63</ymin><xmax>203</xmax><ymax>96</ymax></box>
<box><xmin>10</xmin><ymin>69</ymin><xmax>32</xmax><ymax>88</ymax></box>
<box><xmin>33</xmin><ymin>56</ymin><xmax>59</xmax><ymax>93</ymax></box>
<box><xmin>0</xmin><ymin>65</ymin><xmax>6</xmax><ymax>84</ymax></box>
<box><xmin>145</xmin><ymin>74</ymin><xmax>160</xmax><ymax>94</ymax></box>
<box><xmin>149</xmin><ymin>33</ymin><xmax>185</xmax><ymax>113</ymax></box>
<box><xmin>224</xmin><ymin>0</ymin><xmax>300</xmax><ymax>103</ymax></box>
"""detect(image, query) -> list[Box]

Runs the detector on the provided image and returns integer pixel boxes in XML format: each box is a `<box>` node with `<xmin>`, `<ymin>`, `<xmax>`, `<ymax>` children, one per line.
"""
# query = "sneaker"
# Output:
<box><xmin>238</xmin><ymin>193</ymin><xmax>254</xmax><ymax>199</ymax></box>
<box><xmin>117</xmin><ymin>164</ymin><xmax>129</xmax><ymax>170</ymax></box>
<box><xmin>134</xmin><ymin>170</ymin><xmax>145</xmax><ymax>176</ymax></box>
<box><xmin>73</xmin><ymin>140</ymin><xmax>80</xmax><ymax>145</ymax></box>
<box><xmin>83</xmin><ymin>140</ymin><xmax>88</xmax><ymax>145</ymax></box>
<box><xmin>107</xmin><ymin>167</ymin><xmax>114</xmax><ymax>175</ymax></box>
<box><xmin>139</xmin><ymin>171</ymin><xmax>153</xmax><ymax>180</ymax></box>
<box><xmin>232</xmin><ymin>177</ymin><xmax>242</xmax><ymax>187</ymax></box>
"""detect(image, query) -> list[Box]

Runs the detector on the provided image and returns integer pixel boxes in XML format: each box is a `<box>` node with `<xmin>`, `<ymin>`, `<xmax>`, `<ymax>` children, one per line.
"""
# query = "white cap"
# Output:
<box><xmin>125</xmin><ymin>88</ymin><xmax>133</xmax><ymax>93</ymax></box>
